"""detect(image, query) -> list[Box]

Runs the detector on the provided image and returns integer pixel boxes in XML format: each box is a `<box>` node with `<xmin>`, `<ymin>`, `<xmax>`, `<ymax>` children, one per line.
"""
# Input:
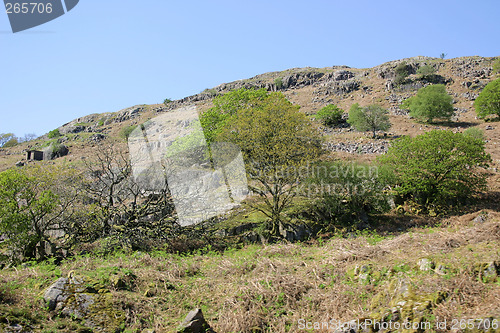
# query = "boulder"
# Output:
<box><xmin>42</xmin><ymin>274</ymin><xmax>125</xmax><ymax>332</ymax></box>
<box><xmin>177</xmin><ymin>308</ymin><xmax>215</xmax><ymax>333</ymax></box>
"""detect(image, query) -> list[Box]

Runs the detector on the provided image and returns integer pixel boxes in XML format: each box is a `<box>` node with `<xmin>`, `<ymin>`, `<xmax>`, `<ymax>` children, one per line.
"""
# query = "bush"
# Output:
<box><xmin>48</xmin><ymin>129</ymin><xmax>61</xmax><ymax>139</ymax></box>
<box><xmin>402</xmin><ymin>84</ymin><xmax>454</xmax><ymax>123</ymax></box>
<box><xmin>493</xmin><ymin>58</ymin><xmax>500</xmax><ymax>76</ymax></box>
<box><xmin>315</xmin><ymin>104</ymin><xmax>344</xmax><ymax>126</ymax></box>
<box><xmin>274</xmin><ymin>77</ymin><xmax>283</xmax><ymax>89</ymax></box>
<box><xmin>163</xmin><ymin>98</ymin><xmax>172</xmax><ymax>105</ymax></box>
<box><xmin>394</xmin><ymin>62</ymin><xmax>409</xmax><ymax>86</ymax></box>
<box><xmin>377</xmin><ymin>130</ymin><xmax>491</xmax><ymax>210</ymax></box>
<box><xmin>309</xmin><ymin>161</ymin><xmax>393</xmax><ymax>227</ymax></box>
<box><xmin>416</xmin><ymin>65</ymin><xmax>439</xmax><ymax>82</ymax></box>
<box><xmin>120</xmin><ymin>125</ymin><xmax>138</xmax><ymax>140</ymax></box>
<box><xmin>2</xmin><ymin>137</ymin><xmax>18</xmax><ymax>148</ymax></box>
<box><xmin>47</xmin><ymin>143</ymin><xmax>69</xmax><ymax>159</ymax></box>
<box><xmin>463</xmin><ymin>127</ymin><xmax>485</xmax><ymax>141</ymax></box>
<box><xmin>347</xmin><ymin>104</ymin><xmax>391</xmax><ymax>138</ymax></box>
<box><xmin>474</xmin><ymin>78</ymin><xmax>500</xmax><ymax>119</ymax></box>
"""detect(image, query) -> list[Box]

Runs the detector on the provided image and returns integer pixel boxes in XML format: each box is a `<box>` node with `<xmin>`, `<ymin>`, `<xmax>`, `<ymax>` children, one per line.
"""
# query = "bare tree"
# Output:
<box><xmin>80</xmin><ymin>141</ymin><xmax>177</xmax><ymax>249</ymax></box>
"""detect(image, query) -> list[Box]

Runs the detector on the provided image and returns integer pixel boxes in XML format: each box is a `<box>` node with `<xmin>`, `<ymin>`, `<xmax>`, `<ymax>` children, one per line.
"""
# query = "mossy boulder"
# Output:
<box><xmin>42</xmin><ymin>273</ymin><xmax>125</xmax><ymax>332</ymax></box>
<box><xmin>369</xmin><ymin>277</ymin><xmax>448</xmax><ymax>330</ymax></box>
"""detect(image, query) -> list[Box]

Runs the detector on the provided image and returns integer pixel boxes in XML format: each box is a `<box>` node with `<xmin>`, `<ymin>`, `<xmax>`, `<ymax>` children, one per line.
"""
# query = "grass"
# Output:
<box><xmin>0</xmin><ymin>212</ymin><xmax>498</xmax><ymax>332</ymax></box>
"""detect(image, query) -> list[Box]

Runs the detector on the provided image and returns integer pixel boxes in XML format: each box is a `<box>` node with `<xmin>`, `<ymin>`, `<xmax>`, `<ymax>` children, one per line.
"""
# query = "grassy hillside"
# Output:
<box><xmin>0</xmin><ymin>56</ymin><xmax>499</xmax><ymax>332</ymax></box>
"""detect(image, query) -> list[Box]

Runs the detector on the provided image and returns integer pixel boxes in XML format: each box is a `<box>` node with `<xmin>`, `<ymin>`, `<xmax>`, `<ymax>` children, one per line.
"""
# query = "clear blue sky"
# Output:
<box><xmin>1</xmin><ymin>0</ymin><xmax>499</xmax><ymax>137</ymax></box>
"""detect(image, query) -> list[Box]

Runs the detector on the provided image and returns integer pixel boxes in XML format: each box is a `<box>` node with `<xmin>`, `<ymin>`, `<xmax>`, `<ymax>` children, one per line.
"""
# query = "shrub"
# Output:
<box><xmin>120</xmin><ymin>125</ymin><xmax>138</xmax><ymax>140</ymax></box>
<box><xmin>416</xmin><ymin>65</ymin><xmax>439</xmax><ymax>82</ymax></box>
<box><xmin>493</xmin><ymin>58</ymin><xmax>500</xmax><ymax>76</ymax></box>
<box><xmin>0</xmin><ymin>133</ymin><xmax>15</xmax><ymax>147</ymax></box>
<box><xmin>474</xmin><ymin>78</ymin><xmax>500</xmax><ymax>119</ymax></box>
<box><xmin>394</xmin><ymin>62</ymin><xmax>409</xmax><ymax>86</ymax></box>
<box><xmin>48</xmin><ymin>143</ymin><xmax>69</xmax><ymax>159</ymax></box>
<box><xmin>48</xmin><ymin>129</ymin><xmax>61</xmax><ymax>139</ymax></box>
<box><xmin>163</xmin><ymin>98</ymin><xmax>172</xmax><ymax>105</ymax></box>
<box><xmin>347</xmin><ymin>103</ymin><xmax>391</xmax><ymax>138</ymax></box>
<box><xmin>315</xmin><ymin>104</ymin><xmax>344</xmax><ymax>126</ymax></box>
<box><xmin>377</xmin><ymin>130</ymin><xmax>491</xmax><ymax>210</ymax></box>
<box><xmin>402</xmin><ymin>84</ymin><xmax>454</xmax><ymax>123</ymax></box>
<box><xmin>463</xmin><ymin>127</ymin><xmax>485</xmax><ymax>141</ymax></box>
<box><xmin>274</xmin><ymin>77</ymin><xmax>283</xmax><ymax>90</ymax></box>
<box><xmin>2</xmin><ymin>137</ymin><xmax>18</xmax><ymax>148</ymax></box>
<box><xmin>309</xmin><ymin>161</ymin><xmax>393</xmax><ymax>227</ymax></box>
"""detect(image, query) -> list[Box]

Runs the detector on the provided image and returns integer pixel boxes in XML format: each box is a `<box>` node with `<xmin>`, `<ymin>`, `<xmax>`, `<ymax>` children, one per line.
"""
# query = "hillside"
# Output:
<box><xmin>0</xmin><ymin>56</ymin><xmax>500</xmax><ymax>333</ymax></box>
<box><xmin>1</xmin><ymin>56</ymin><xmax>499</xmax><ymax>178</ymax></box>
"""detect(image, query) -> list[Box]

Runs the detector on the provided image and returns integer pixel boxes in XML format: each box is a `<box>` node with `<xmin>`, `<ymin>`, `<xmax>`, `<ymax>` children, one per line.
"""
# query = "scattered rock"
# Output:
<box><xmin>418</xmin><ymin>258</ymin><xmax>435</xmax><ymax>271</ymax></box>
<box><xmin>177</xmin><ymin>308</ymin><xmax>215</xmax><ymax>333</ymax></box>
<box><xmin>42</xmin><ymin>274</ymin><xmax>125</xmax><ymax>331</ymax></box>
<box><xmin>15</xmin><ymin>161</ymin><xmax>25</xmax><ymax>167</ymax></box>
<box><xmin>473</xmin><ymin>213</ymin><xmax>488</xmax><ymax>224</ymax></box>
<box><xmin>485</xmin><ymin>125</ymin><xmax>495</xmax><ymax>130</ymax></box>
<box><xmin>324</xmin><ymin>141</ymin><xmax>390</xmax><ymax>154</ymax></box>
<box><xmin>89</xmin><ymin>133</ymin><xmax>106</xmax><ymax>143</ymax></box>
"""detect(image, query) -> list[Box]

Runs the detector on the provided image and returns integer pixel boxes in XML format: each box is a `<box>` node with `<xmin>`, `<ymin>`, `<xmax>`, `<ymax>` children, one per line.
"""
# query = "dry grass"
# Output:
<box><xmin>0</xmin><ymin>212</ymin><xmax>499</xmax><ymax>332</ymax></box>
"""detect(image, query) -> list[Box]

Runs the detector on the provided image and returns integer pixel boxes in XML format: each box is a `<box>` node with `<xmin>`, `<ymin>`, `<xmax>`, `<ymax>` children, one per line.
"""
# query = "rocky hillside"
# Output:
<box><xmin>0</xmin><ymin>56</ymin><xmax>499</xmax><ymax>173</ymax></box>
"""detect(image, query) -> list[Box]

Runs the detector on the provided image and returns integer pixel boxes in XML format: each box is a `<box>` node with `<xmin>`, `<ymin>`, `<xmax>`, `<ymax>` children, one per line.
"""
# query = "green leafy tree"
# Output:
<box><xmin>315</xmin><ymin>104</ymin><xmax>344</xmax><ymax>127</ymax></box>
<box><xmin>402</xmin><ymin>84</ymin><xmax>454</xmax><ymax>123</ymax></box>
<box><xmin>347</xmin><ymin>103</ymin><xmax>391</xmax><ymax>138</ymax></box>
<box><xmin>2</xmin><ymin>137</ymin><xmax>18</xmax><ymax>148</ymax></box>
<box><xmin>164</xmin><ymin>98</ymin><xmax>172</xmax><ymax>105</ymax></box>
<box><xmin>377</xmin><ymin>130</ymin><xmax>491</xmax><ymax>209</ymax></box>
<box><xmin>0</xmin><ymin>166</ymin><xmax>80</xmax><ymax>262</ymax></box>
<box><xmin>215</xmin><ymin>91</ymin><xmax>322</xmax><ymax>236</ymax></box>
<box><xmin>0</xmin><ymin>133</ymin><xmax>15</xmax><ymax>147</ymax></box>
<box><xmin>199</xmin><ymin>88</ymin><xmax>269</xmax><ymax>144</ymax></box>
<box><xmin>474</xmin><ymin>78</ymin><xmax>500</xmax><ymax>119</ymax></box>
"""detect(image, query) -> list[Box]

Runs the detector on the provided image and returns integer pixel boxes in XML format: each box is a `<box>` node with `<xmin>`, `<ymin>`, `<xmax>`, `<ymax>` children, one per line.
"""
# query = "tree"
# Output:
<box><xmin>377</xmin><ymin>130</ymin><xmax>491</xmax><ymax>209</ymax></box>
<box><xmin>315</xmin><ymin>104</ymin><xmax>344</xmax><ymax>127</ymax></box>
<box><xmin>200</xmin><ymin>88</ymin><xmax>269</xmax><ymax>144</ymax></box>
<box><xmin>214</xmin><ymin>91</ymin><xmax>322</xmax><ymax>236</ymax></box>
<box><xmin>80</xmin><ymin>142</ymin><xmax>176</xmax><ymax>249</ymax></box>
<box><xmin>1</xmin><ymin>137</ymin><xmax>18</xmax><ymax>148</ymax></box>
<box><xmin>0</xmin><ymin>165</ymin><xmax>80</xmax><ymax>262</ymax></box>
<box><xmin>402</xmin><ymin>84</ymin><xmax>454</xmax><ymax>123</ymax></box>
<box><xmin>474</xmin><ymin>78</ymin><xmax>500</xmax><ymax>119</ymax></box>
<box><xmin>347</xmin><ymin>103</ymin><xmax>391</xmax><ymax>138</ymax></box>
<box><xmin>0</xmin><ymin>133</ymin><xmax>15</xmax><ymax>147</ymax></box>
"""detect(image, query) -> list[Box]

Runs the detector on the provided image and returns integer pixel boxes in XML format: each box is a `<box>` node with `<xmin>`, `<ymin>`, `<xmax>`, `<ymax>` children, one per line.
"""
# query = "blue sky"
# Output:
<box><xmin>1</xmin><ymin>0</ymin><xmax>499</xmax><ymax>137</ymax></box>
